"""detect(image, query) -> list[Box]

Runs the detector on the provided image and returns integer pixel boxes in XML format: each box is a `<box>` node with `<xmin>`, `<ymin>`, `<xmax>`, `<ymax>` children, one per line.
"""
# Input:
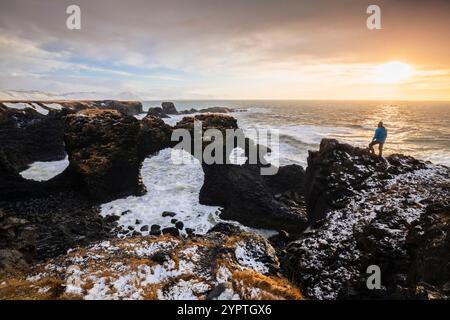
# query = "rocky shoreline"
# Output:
<box><xmin>0</xmin><ymin>101</ymin><xmax>448</xmax><ymax>300</ymax></box>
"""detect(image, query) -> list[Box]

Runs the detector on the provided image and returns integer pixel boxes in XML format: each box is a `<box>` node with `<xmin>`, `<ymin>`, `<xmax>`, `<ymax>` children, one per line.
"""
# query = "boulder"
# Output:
<box><xmin>161</xmin><ymin>102</ymin><xmax>178</xmax><ymax>115</ymax></box>
<box><xmin>146</xmin><ymin>107</ymin><xmax>169</xmax><ymax>118</ymax></box>
<box><xmin>64</xmin><ymin>109</ymin><xmax>146</xmax><ymax>202</ymax></box>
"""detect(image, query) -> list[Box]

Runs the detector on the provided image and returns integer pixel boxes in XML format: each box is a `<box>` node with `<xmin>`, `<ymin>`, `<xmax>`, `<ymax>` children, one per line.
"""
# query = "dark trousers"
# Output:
<box><xmin>369</xmin><ymin>140</ymin><xmax>384</xmax><ymax>156</ymax></box>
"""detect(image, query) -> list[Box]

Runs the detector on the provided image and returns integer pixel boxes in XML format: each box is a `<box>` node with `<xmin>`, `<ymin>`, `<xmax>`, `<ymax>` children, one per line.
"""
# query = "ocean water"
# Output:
<box><xmin>143</xmin><ymin>100</ymin><xmax>450</xmax><ymax>167</ymax></box>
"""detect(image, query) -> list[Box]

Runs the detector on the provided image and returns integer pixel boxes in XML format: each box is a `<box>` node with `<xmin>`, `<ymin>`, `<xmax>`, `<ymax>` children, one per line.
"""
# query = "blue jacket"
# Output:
<box><xmin>374</xmin><ymin>127</ymin><xmax>387</xmax><ymax>143</ymax></box>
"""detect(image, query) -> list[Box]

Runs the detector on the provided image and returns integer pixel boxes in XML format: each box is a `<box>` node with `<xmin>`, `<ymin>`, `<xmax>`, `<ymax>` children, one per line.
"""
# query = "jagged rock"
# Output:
<box><xmin>0</xmin><ymin>190</ymin><xmax>117</xmax><ymax>263</ymax></box>
<box><xmin>0</xmin><ymin>101</ymin><xmax>143</xmax><ymax>172</ymax></box>
<box><xmin>161</xmin><ymin>227</ymin><xmax>180</xmax><ymax>237</ymax></box>
<box><xmin>0</xmin><ymin>103</ymin><xmax>67</xmax><ymax>171</ymax></box>
<box><xmin>179</xmin><ymin>106</ymin><xmax>235</xmax><ymax>114</ymax></box>
<box><xmin>405</xmin><ymin>200</ymin><xmax>450</xmax><ymax>299</ymax></box>
<box><xmin>201</xmin><ymin>164</ymin><xmax>307</xmax><ymax>233</ymax></box>
<box><xmin>282</xmin><ymin>138</ymin><xmax>449</xmax><ymax>299</ymax></box>
<box><xmin>174</xmin><ymin>114</ymin><xmax>307</xmax><ymax>233</ymax></box>
<box><xmin>207</xmin><ymin>223</ymin><xmax>242</xmax><ymax>236</ymax></box>
<box><xmin>93</xmin><ymin>100</ymin><xmax>143</xmax><ymax>115</ymax></box>
<box><xmin>0</xmin><ymin>231</ymin><xmax>302</xmax><ymax>300</ymax></box>
<box><xmin>304</xmin><ymin>139</ymin><xmax>426</xmax><ymax>223</ymax></box>
<box><xmin>138</xmin><ymin>115</ymin><xmax>173</xmax><ymax>156</ymax></box>
<box><xmin>146</xmin><ymin>107</ymin><xmax>169</xmax><ymax>118</ymax></box>
<box><xmin>0</xmin><ymin>209</ymin><xmax>36</xmax><ymax>270</ymax></box>
<box><xmin>64</xmin><ymin>109</ymin><xmax>146</xmax><ymax>202</ymax></box>
<box><xmin>161</xmin><ymin>102</ymin><xmax>178</xmax><ymax>115</ymax></box>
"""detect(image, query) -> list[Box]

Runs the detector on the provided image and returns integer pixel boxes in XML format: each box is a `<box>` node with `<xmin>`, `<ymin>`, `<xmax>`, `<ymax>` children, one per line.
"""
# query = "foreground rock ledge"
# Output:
<box><xmin>283</xmin><ymin>139</ymin><xmax>450</xmax><ymax>299</ymax></box>
<box><xmin>0</xmin><ymin>228</ymin><xmax>302</xmax><ymax>300</ymax></box>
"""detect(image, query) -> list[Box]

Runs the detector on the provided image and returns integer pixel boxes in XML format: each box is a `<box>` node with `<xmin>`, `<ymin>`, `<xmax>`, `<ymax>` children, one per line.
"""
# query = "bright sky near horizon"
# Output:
<box><xmin>0</xmin><ymin>0</ymin><xmax>449</xmax><ymax>100</ymax></box>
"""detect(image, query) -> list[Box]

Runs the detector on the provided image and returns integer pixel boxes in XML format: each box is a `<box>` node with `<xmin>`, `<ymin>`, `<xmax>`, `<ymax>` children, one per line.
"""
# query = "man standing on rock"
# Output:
<box><xmin>369</xmin><ymin>121</ymin><xmax>387</xmax><ymax>157</ymax></box>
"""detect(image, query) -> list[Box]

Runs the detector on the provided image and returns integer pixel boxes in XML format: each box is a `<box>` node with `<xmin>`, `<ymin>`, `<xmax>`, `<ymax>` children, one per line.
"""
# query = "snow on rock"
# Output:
<box><xmin>43</xmin><ymin>103</ymin><xmax>64</xmax><ymax>111</ymax></box>
<box><xmin>0</xmin><ymin>230</ymin><xmax>302</xmax><ymax>300</ymax></box>
<box><xmin>283</xmin><ymin>139</ymin><xmax>450</xmax><ymax>299</ymax></box>
<box><xmin>3</xmin><ymin>102</ymin><xmax>30</xmax><ymax>111</ymax></box>
<box><xmin>30</xmin><ymin>103</ymin><xmax>49</xmax><ymax>115</ymax></box>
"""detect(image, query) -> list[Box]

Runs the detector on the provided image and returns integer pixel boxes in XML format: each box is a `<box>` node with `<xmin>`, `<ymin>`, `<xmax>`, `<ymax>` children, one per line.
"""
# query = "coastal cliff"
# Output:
<box><xmin>0</xmin><ymin>102</ymin><xmax>448</xmax><ymax>300</ymax></box>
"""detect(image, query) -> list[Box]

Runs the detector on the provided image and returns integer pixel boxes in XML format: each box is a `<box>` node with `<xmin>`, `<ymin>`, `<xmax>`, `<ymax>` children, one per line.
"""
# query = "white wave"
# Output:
<box><xmin>100</xmin><ymin>149</ymin><xmax>221</xmax><ymax>235</ymax></box>
<box><xmin>20</xmin><ymin>157</ymin><xmax>69</xmax><ymax>181</ymax></box>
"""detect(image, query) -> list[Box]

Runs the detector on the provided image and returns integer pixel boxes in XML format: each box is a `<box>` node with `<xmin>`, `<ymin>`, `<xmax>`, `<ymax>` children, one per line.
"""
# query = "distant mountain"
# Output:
<box><xmin>0</xmin><ymin>90</ymin><xmax>143</xmax><ymax>101</ymax></box>
<box><xmin>0</xmin><ymin>90</ymin><xmax>62</xmax><ymax>101</ymax></box>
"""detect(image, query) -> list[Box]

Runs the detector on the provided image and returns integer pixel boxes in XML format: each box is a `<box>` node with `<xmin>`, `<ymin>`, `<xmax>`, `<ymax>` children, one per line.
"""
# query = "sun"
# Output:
<box><xmin>375</xmin><ymin>61</ymin><xmax>413</xmax><ymax>84</ymax></box>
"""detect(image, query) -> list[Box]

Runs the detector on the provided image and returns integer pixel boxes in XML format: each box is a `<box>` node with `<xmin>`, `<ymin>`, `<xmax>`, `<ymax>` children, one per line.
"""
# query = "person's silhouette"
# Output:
<box><xmin>369</xmin><ymin>121</ymin><xmax>387</xmax><ymax>157</ymax></box>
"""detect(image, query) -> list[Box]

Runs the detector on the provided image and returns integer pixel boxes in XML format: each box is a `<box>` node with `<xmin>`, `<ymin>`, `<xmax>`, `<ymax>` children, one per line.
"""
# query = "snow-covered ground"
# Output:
<box><xmin>1</xmin><ymin>233</ymin><xmax>302</xmax><ymax>300</ymax></box>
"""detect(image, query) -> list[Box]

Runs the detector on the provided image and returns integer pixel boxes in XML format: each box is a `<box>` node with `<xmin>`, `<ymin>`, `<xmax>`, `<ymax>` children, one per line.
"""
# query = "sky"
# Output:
<box><xmin>0</xmin><ymin>0</ymin><xmax>449</xmax><ymax>100</ymax></box>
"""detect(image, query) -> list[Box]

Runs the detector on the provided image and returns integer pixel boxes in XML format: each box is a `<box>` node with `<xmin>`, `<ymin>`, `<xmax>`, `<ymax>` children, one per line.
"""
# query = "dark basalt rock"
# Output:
<box><xmin>179</xmin><ymin>106</ymin><xmax>235</xmax><ymax>114</ymax></box>
<box><xmin>162</xmin><ymin>211</ymin><xmax>177</xmax><ymax>218</ymax></box>
<box><xmin>282</xmin><ymin>138</ymin><xmax>449</xmax><ymax>299</ymax></box>
<box><xmin>64</xmin><ymin>109</ymin><xmax>146</xmax><ymax>202</ymax></box>
<box><xmin>174</xmin><ymin>114</ymin><xmax>307</xmax><ymax>233</ymax></box>
<box><xmin>161</xmin><ymin>227</ymin><xmax>180</xmax><ymax>237</ymax></box>
<box><xmin>405</xmin><ymin>200</ymin><xmax>450</xmax><ymax>299</ymax></box>
<box><xmin>201</xmin><ymin>163</ymin><xmax>307</xmax><ymax>234</ymax></box>
<box><xmin>160</xmin><ymin>102</ymin><xmax>235</xmax><ymax>116</ymax></box>
<box><xmin>94</xmin><ymin>100</ymin><xmax>143</xmax><ymax>115</ymax></box>
<box><xmin>0</xmin><ymin>100</ymin><xmax>143</xmax><ymax>172</ymax></box>
<box><xmin>146</xmin><ymin>107</ymin><xmax>169</xmax><ymax>118</ymax></box>
<box><xmin>207</xmin><ymin>223</ymin><xmax>242</xmax><ymax>236</ymax></box>
<box><xmin>0</xmin><ymin>191</ymin><xmax>117</xmax><ymax>264</ymax></box>
<box><xmin>150</xmin><ymin>224</ymin><xmax>162</xmax><ymax>236</ymax></box>
<box><xmin>161</xmin><ymin>102</ymin><xmax>178</xmax><ymax>115</ymax></box>
<box><xmin>0</xmin><ymin>209</ymin><xmax>36</xmax><ymax>270</ymax></box>
<box><xmin>0</xmin><ymin>103</ymin><xmax>67</xmax><ymax>171</ymax></box>
<box><xmin>175</xmin><ymin>221</ymin><xmax>184</xmax><ymax>230</ymax></box>
<box><xmin>304</xmin><ymin>139</ymin><xmax>426</xmax><ymax>223</ymax></box>
<box><xmin>138</xmin><ymin>115</ymin><xmax>173</xmax><ymax>157</ymax></box>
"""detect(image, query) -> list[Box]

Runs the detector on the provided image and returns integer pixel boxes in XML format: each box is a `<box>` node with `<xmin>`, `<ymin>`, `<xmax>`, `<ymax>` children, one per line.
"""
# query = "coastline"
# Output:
<box><xmin>0</xmin><ymin>100</ymin><xmax>449</xmax><ymax>300</ymax></box>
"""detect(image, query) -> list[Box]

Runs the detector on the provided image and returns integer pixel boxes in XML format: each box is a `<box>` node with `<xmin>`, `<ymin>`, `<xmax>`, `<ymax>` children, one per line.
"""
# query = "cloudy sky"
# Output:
<box><xmin>1</xmin><ymin>0</ymin><xmax>449</xmax><ymax>100</ymax></box>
